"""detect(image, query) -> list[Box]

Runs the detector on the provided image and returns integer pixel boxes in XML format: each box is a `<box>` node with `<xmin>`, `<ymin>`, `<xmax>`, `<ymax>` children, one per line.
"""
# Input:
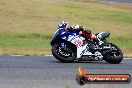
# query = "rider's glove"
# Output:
<box><xmin>67</xmin><ymin>26</ymin><xmax>73</xmax><ymax>32</ymax></box>
<box><xmin>75</xmin><ymin>26</ymin><xmax>84</xmax><ymax>32</ymax></box>
<box><xmin>84</xmin><ymin>29</ymin><xmax>91</xmax><ymax>34</ymax></box>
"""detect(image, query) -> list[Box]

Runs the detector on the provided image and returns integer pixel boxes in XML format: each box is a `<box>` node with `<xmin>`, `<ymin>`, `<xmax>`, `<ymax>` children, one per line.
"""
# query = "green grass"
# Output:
<box><xmin>65</xmin><ymin>82</ymin><xmax>70</xmax><ymax>88</ymax></box>
<box><xmin>0</xmin><ymin>38</ymin><xmax>51</xmax><ymax>56</ymax></box>
<box><xmin>0</xmin><ymin>38</ymin><xmax>50</xmax><ymax>47</ymax></box>
<box><xmin>0</xmin><ymin>0</ymin><xmax>131</xmax><ymax>56</ymax></box>
<box><xmin>109</xmin><ymin>38</ymin><xmax>132</xmax><ymax>48</ymax></box>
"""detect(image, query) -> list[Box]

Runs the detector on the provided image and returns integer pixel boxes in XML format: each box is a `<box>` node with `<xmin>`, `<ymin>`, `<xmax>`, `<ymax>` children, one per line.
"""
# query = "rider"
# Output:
<box><xmin>58</xmin><ymin>21</ymin><xmax>103</xmax><ymax>45</ymax></box>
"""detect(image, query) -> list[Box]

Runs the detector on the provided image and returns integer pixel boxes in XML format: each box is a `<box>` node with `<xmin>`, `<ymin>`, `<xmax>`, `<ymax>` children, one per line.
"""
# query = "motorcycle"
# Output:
<box><xmin>50</xmin><ymin>28</ymin><xmax>123</xmax><ymax>64</ymax></box>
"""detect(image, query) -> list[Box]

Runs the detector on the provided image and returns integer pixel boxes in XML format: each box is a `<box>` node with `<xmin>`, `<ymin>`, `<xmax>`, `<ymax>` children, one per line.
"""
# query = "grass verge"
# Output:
<box><xmin>0</xmin><ymin>0</ymin><xmax>131</xmax><ymax>57</ymax></box>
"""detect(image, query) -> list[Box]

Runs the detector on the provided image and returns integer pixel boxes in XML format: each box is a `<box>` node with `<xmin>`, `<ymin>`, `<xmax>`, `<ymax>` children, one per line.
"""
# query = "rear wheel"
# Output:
<box><xmin>103</xmin><ymin>43</ymin><xmax>123</xmax><ymax>64</ymax></box>
<box><xmin>52</xmin><ymin>42</ymin><xmax>76</xmax><ymax>63</ymax></box>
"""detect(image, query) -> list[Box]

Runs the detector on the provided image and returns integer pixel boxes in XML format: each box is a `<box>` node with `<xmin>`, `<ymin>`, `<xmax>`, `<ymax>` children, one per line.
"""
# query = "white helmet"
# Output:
<box><xmin>58</xmin><ymin>21</ymin><xmax>69</xmax><ymax>29</ymax></box>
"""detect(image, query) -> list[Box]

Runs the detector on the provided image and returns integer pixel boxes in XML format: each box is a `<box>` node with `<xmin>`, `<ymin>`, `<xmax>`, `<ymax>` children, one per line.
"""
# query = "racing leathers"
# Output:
<box><xmin>58</xmin><ymin>25</ymin><xmax>103</xmax><ymax>46</ymax></box>
<box><xmin>67</xmin><ymin>25</ymin><xmax>96</xmax><ymax>41</ymax></box>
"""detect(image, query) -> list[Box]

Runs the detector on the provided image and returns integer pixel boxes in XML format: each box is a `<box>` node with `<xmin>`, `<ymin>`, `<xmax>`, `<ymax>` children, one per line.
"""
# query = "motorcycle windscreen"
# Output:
<box><xmin>50</xmin><ymin>29</ymin><xmax>60</xmax><ymax>45</ymax></box>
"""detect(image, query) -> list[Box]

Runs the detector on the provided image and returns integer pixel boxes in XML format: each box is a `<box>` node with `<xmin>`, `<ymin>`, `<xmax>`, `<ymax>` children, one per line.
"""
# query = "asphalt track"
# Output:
<box><xmin>100</xmin><ymin>0</ymin><xmax>132</xmax><ymax>3</ymax></box>
<box><xmin>0</xmin><ymin>56</ymin><xmax>131</xmax><ymax>88</ymax></box>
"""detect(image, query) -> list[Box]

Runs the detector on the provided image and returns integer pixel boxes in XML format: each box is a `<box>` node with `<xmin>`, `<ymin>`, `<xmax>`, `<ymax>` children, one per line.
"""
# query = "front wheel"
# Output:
<box><xmin>52</xmin><ymin>42</ymin><xmax>76</xmax><ymax>63</ymax></box>
<box><xmin>103</xmin><ymin>43</ymin><xmax>123</xmax><ymax>64</ymax></box>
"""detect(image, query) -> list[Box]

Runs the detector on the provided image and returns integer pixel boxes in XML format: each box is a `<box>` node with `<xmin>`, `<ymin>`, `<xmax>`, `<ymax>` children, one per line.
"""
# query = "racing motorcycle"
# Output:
<box><xmin>50</xmin><ymin>29</ymin><xmax>123</xmax><ymax>64</ymax></box>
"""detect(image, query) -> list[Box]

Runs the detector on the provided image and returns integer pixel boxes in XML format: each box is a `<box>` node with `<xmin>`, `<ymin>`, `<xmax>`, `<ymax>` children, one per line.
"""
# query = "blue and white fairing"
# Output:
<box><xmin>50</xmin><ymin>29</ymin><xmax>91</xmax><ymax>58</ymax></box>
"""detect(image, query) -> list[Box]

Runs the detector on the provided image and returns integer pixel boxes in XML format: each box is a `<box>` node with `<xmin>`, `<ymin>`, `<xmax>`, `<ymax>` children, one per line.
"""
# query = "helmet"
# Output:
<box><xmin>58</xmin><ymin>21</ymin><xmax>69</xmax><ymax>29</ymax></box>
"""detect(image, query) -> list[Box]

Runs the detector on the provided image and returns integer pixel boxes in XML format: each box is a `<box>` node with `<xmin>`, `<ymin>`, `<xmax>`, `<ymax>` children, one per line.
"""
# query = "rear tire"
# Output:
<box><xmin>104</xmin><ymin>43</ymin><xmax>123</xmax><ymax>64</ymax></box>
<box><xmin>52</xmin><ymin>42</ymin><xmax>76</xmax><ymax>63</ymax></box>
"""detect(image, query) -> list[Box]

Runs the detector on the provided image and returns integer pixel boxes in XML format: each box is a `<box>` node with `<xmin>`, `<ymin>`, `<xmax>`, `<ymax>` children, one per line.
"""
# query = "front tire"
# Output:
<box><xmin>52</xmin><ymin>42</ymin><xmax>76</xmax><ymax>63</ymax></box>
<box><xmin>103</xmin><ymin>43</ymin><xmax>123</xmax><ymax>64</ymax></box>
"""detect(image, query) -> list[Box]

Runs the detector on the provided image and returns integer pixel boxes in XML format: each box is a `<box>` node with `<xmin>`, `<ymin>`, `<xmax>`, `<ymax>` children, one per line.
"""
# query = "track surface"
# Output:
<box><xmin>100</xmin><ymin>0</ymin><xmax>132</xmax><ymax>3</ymax></box>
<box><xmin>0</xmin><ymin>56</ymin><xmax>131</xmax><ymax>88</ymax></box>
